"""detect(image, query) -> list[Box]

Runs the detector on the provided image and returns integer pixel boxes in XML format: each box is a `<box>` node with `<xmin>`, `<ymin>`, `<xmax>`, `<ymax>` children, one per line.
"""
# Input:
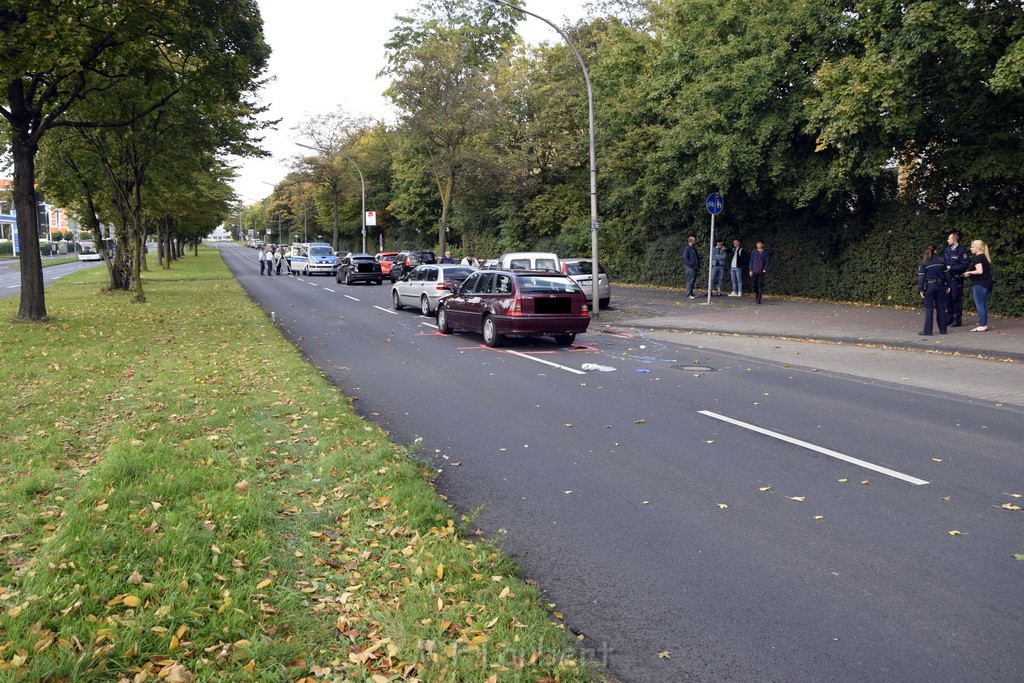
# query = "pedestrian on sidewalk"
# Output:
<box><xmin>264</xmin><ymin>246</ymin><xmax>274</xmax><ymax>275</ymax></box>
<box><xmin>259</xmin><ymin>247</ymin><xmax>267</xmax><ymax>275</ymax></box>
<box><xmin>711</xmin><ymin>240</ymin><xmax>727</xmax><ymax>295</ymax></box>
<box><xmin>683</xmin><ymin>235</ymin><xmax>700</xmax><ymax>299</ymax></box>
<box><xmin>729</xmin><ymin>238</ymin><xmax>747</xmax><ymax>296</ymax></box>
<box><xmin>274</xmin><ymin>247</ymin><xmax>283</xmax><ymax>275</ymax></box>
<box><xmin>749</xmin><ymin>240</ymin><xmax>770</xmax><ymax>304</ymax></box>
<box><xmin>943</xmin><ymin>231</ymin><xmax>971</xmax><ymax>327</ymax></box>
<box><xmin>917</xmin><ymin>243</ymin><xmax>951</xmax><ymax>335</ymax></box>
<box><xmin>963</xmin><ymin>239</ymin><xmax>993</xmax><ymax>332</ymax></box>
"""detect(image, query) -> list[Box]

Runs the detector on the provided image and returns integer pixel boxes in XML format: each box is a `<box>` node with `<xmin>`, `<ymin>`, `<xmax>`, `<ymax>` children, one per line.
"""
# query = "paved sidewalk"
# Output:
<box><xmin>596</xmin><ymin>289</ymin><xmax>1024</xmax><ymax>409</ymax></box>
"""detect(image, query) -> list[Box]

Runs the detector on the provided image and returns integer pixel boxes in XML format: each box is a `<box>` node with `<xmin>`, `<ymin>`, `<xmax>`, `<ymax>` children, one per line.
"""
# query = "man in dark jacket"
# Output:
<box><xmin>748</xmin><ymin>240</ymin><xmax>770</xmax><ymax>304</ymax></box>
<box><xmin>683</xmin><ymin>235</ymin><xmax>700</xmax><ymax>299</ymax></box>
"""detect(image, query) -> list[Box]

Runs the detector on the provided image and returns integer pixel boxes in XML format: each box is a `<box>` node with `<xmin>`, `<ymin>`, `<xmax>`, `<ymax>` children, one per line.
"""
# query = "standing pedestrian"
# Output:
<box><xmin>748</xmin><ymin>240</ymin><xmax>770</xmax><ymax>304</ymax></box>
<box><xmin>259</xmin><ymin>246</ymin><xmax>267</xmax><ymax>275</ymax></box>
<box><xmin>264</xmin><ymin>246</ymin><xmax>274</xmax><ymax>275</ymax></box>
<box><xmin>274</xmin><ymin>246</ymin><xmax>283</xmax><ymax>275</ymax></box>
<box><xmin>282</xmin><ymin>246</ymin><xmax>292</xmax><ymax>275</ymax></box>
<box><xmin>963</xmin><ymin>239</ymin><xmax>993</xmax><ymax>332</ymax></box>
<box><xmin>682</xmin><ymin>235</ymin><xmax>700</xmax><ymax>299</ymax></box>
<box><xmin>461</xmin><ymin>252</ymin><xmax>479</xmax><ymax>267</ymax></box>
<box><xmin>441</xmin><ymin>250</ymin><xmax>456</xmax><ymax>264</ymax></box>
<box><xmin>710</xmin><ymin>240</ymin><xmax>727</xmax><ymax>296</ymax></box>
<box><xmin>943</xmin><ymin>231</ymin><xmax>971</xmax><ymax>327</ymax></box>
<box><xmin>917</xmin><ymin>243</ymin><xmax>951</xmax><ymax>335</ymax></box>
<box><xmin>729</xmin><ymin>238</ymin><xmax>747</xmax><ymax>296</ymax></box>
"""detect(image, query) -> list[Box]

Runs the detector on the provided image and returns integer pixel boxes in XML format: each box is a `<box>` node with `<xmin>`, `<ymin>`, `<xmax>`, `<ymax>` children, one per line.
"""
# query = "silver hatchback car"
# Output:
<box><xmin>391</xmin><ymin>263</ymin><xmax>478</xmax><ymax>316</ymax></box>
<box><xmin>560</xmin><ymin>258</ymin><xmax>611</xmax><ymax>309</ymax></box>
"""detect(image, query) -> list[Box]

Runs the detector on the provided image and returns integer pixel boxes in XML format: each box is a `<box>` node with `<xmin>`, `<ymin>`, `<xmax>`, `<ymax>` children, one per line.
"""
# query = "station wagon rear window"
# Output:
<box><xmin>518</xmin><ymin>276</ymin><xmax>579</xmax><ymax>294</ymax></box>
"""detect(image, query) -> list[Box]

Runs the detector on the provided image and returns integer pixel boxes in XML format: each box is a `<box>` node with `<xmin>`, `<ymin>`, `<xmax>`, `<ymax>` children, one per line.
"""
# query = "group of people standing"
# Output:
<box><xmin>917</xmin><ymin>232</ymin><xmax>994</xmax><ymax>335</ymax></box>
<box><xmin>258</xmin><ymin>244</ymin><xmax>288</xmax><ymax>276</ymax></box>
<box><xmin>684</xmin><ymin>237</ymin><xmax>771</xmax><ymax>304</ymax></box>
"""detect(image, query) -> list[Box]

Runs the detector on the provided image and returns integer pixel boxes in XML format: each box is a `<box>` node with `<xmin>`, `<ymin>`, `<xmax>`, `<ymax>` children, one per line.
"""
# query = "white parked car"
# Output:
<box><xmin>392</xmin><ymin>263</ymin><xmax>478</xmax><ymax>316</ymax></box>
<box><xmin>561</xmin><ymin>258</ymin><xmax>610</xmax><ymax>309</ymax></box>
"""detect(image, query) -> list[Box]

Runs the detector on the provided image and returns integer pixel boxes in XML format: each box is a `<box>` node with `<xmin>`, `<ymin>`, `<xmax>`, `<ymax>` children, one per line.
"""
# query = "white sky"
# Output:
<box><xmin>231</xmin><ymin>0</ymin><xmax>593</xmax><ymax>205</ymax></box>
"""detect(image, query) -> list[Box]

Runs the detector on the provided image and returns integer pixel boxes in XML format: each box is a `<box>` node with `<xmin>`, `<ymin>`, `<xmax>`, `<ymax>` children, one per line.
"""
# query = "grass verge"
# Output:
<box><xmin>0</xmin><ymin>248</ymin><xmax>600</xmax><ymax>682</ymax></box>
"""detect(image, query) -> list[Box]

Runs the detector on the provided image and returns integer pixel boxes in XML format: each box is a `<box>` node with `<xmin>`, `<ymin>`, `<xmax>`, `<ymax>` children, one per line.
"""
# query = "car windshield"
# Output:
<box><xmin>309</xmin><ymin>246</ymin><xmax>333</xmax><ymax>257</ymax></box>
<box><xmin>565</xmin><ymin>261</ymin><xmax>592</xmax><ymax>275</ymax></box>
<box><xmin>518</xmin><ymin>276</ymin><xmax>579</xmax><ymax>294</ymax></box>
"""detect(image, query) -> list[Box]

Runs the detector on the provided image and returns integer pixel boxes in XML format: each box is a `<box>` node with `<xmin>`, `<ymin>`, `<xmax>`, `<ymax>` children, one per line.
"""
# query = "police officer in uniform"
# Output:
<box><xmin>918</xmin><ymin>243</ymin><xmax>952</xmax><ymax>335</ymax></box>
<box><xmin>943</xmin><ymin>231</ymin><xmax>970</xmax><ymax>327</ymax></box>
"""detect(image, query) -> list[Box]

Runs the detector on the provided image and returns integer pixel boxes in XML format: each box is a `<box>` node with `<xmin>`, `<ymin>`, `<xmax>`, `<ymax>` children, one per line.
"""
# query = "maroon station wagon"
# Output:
<box><xmin>436</xmin><ymin>269</ymin><xmax>590</xmax><ymax>347</ymax></box>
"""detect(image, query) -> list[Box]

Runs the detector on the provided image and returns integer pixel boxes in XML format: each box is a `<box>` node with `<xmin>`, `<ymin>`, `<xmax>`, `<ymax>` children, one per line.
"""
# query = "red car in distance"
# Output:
<box><xmin>375</xmin><ymin>251</ymin><xmax>400</xmax><ymax>277</ymax></box>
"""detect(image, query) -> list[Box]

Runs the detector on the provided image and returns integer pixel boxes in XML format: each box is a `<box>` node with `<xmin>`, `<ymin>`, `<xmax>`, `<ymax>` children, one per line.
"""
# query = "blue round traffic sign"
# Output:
<box><xmin>706</xmin><ymin>193</ymin><xmax>724</xmax><ymax>215</ymax></box>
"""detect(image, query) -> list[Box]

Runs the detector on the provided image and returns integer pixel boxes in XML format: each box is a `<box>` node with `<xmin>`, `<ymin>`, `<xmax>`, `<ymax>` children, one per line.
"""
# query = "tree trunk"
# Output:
<box><xmin>11</xmin><ymin>137</ymin><xmax>47</xmax><ymax>321</ymax></box>
<box><xmin>437</xmin><ymin>170</ymin><xmax>455</xmax><ymax>256</ymax></box>
<box><xmin>332</xmin><ymin>191</ymin><xmax>339</xmax><ymax>252</ymax></box>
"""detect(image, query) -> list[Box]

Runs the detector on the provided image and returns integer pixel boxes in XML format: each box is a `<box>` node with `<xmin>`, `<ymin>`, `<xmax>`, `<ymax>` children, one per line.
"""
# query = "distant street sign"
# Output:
<box><xmin>365</xmin><ymin>211</ymin><xmax>376</xmax><ymax>226</ymax></box>
<box><xmin>706</xmin><ymin>193</ymin><xmax>724</xmax><ymax>215</ymax></box>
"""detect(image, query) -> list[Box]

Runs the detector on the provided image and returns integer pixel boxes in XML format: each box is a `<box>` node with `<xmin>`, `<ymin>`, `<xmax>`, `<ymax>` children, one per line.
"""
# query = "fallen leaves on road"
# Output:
<box><xmin>658</xmin><ymin>651</ymin><xmax>672</xmax><ymax>659</ymax></box>
<box><xmin>789</xmin><ymin>496</ymin><xmax>806</xmax><ymax>502</ymax></box>
<box><xmin>948</xmin><ymin>530</ymin><xmax>962</xmax><ymax>536</ymax></box>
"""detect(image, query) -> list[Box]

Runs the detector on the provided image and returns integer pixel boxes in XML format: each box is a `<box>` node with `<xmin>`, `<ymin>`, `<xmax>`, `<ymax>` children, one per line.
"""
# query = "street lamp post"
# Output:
<box><xmin>297</xmin><ymin>142</ymin><xmax>367</xmax><ymax>254</ymax></box>
<box><xmin>485</xmin><ymin>0</ymin><xmax>600</xmax><ymax>315</ymax></box>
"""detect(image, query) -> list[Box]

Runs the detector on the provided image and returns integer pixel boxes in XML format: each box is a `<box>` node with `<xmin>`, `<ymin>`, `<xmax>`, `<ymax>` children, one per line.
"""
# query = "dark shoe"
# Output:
<box><xmin>918</xmin><ymin>331</ymin><xmax>932</xmax><ymax>336</ymax></box>
<box><xmin>949</xmin><ymin>323</ymin><xmax>961</xmax><ymax>328</ymax></box>
<box><xmin>939</xmin><ymin>330</ymin><xmax>947</xmax><ymax>335</ymax></box>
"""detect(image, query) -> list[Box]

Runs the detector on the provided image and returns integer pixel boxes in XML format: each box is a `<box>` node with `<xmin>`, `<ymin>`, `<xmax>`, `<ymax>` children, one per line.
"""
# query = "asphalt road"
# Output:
<box><xmin>217</xmin><ymin>246</ymin><xmax>1024</xmax><ymax>680</ymax></box>
<box><xmin>0</xmin><ymin>256</ymin><xmax>102</xmax><ymax>298</ymax></box>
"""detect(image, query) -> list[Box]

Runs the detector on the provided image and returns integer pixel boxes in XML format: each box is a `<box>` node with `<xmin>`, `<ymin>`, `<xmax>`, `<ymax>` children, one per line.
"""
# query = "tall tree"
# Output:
<box><xmin>1</xmin><ymin>0</ymin><xmax>269</xmax><ymax>318</ymax></box>
<box><xmin>384</xmin><ymin>0</ymin><xmax>519</xmax><ymax>255</ymax></box>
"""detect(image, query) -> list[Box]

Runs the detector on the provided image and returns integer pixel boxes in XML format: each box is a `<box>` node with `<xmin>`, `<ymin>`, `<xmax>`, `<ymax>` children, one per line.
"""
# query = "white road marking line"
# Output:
<box><xmin>307</xmin><ymin>281</ymin><xmax>318</xmax><ymax>287</ymax></box>
<box><xmin>323</xmin><ymin>287</ymin><xmax>335</xmax><ymax>293</ymax></box>
<box><xmin>7</xmin><ymin>285</ymin><xmax>19</xmax><ymax>289</ymax></box>
<box><xmin>504</xmin><ymin>350</ymin><xmax>587</xmax><ymax>375</ymax></box>
<box><xmin>374</xmin><ymin>306</ymin><xmax>398</xmax><ymax>315</ymax></box>
<box><xmin>421</xmin><ymin>322</ymin><xmax>438</xmax><ymax>330</ymax></box>
<box><xmin>698</xmin><ymin>410</ymin><xmax>929</xmax><ymax>486</ymax></box>
<box><xmin>345</xmin><ymin>295</ymin><xmax>360</xmax><ymax>301</ymax></box>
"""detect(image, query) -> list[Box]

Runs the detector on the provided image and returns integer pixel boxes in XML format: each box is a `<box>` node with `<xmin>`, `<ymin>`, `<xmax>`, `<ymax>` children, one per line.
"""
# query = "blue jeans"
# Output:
<box><xmin>711</xmin><ymin>265</ymin><xmax>725</xmax><ymax>292</ymax></box>
<box><xmin>973</xmin><ymin>285</ymin><xmax>990</xmax><ymax>326</ymax></box>
<box><xmin>730</xmin><ymin>267</ymin><xmax>743</xmax><ymax>294</ymax></box>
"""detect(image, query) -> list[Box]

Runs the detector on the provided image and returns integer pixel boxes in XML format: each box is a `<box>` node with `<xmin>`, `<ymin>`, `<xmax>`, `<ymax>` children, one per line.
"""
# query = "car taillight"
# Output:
<box><xmin>581</xmin><ymin>302</ymin><xmax>589</xmax><ymax>317</ymax></box>
<box><xmin>509</xmin><ymin>298</ymin><xmax>523</xmax><ymax>317</ymax></box>
<box><xmin>436</xmin><ymin>282</ymin><xmax>449</xmax><ymax>291</ymax></box>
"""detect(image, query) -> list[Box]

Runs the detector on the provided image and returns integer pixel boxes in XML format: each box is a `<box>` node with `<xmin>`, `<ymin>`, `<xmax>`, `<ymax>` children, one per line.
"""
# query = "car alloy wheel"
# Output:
<box><xmin>392</xmin><ymin>289</ymin><xmax>403</xmax><ymax>310</ymax></box>
<box><xmin>437</xmin><ymin>306</ymin><xmax>452</xmax><ymax>334</ymax></box>
<box><xmin>420</xmin><ymin>295</ymin><xmax>431</xmax><ymax>316</ymax></box>
<box><xmin>482</xmin><ymin>316</ymin><xmax>503</xmax><ymax>348</ymax></box>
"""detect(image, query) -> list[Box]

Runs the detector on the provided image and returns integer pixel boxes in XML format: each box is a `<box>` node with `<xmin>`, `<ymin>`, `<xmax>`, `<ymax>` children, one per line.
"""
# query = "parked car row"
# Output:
<box><xmin>295</xmin><ymin>248</ymin><xmax>609</xmax><ymax>347</ymax></box>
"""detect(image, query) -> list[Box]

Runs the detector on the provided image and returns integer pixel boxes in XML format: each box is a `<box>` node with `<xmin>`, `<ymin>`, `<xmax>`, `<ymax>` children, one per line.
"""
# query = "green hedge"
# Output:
<box><xmin>605</xmin><ymin>203</ymin><xmax>1021</xmax><ymax>317</ymax></box>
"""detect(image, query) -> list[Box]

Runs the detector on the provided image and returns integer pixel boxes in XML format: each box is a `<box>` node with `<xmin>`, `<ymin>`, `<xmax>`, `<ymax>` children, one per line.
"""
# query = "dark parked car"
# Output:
<box><xmin>436</xmin><ymin>269</ymin><xmax>590</xmax><ymax>347</ymax></box>
<box><xmin>336</xmin><ymin>253</ymin><xmax>383</xmax><ymax>285</ymax></box>
<box><xmin>391</xmin><ymin>263</ymin><xmax>478</xmax><ymax>316</ymax></box>
<box><xmin>390</xmin><ymin>250</ymin><xmax>437</xmax><ymax>282</ymax></box>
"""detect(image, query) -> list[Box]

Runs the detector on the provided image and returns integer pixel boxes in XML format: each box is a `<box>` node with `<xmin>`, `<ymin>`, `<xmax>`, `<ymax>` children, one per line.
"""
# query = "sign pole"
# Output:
<box><xmin>706</xmin><ymin>212</ymin><xmax>716</xmax><ymax>304</ymax></box>
<box><xmin>704</xmin><ymin>193</ymin><xmax>723</xmax><ymax>305</ymax></box>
